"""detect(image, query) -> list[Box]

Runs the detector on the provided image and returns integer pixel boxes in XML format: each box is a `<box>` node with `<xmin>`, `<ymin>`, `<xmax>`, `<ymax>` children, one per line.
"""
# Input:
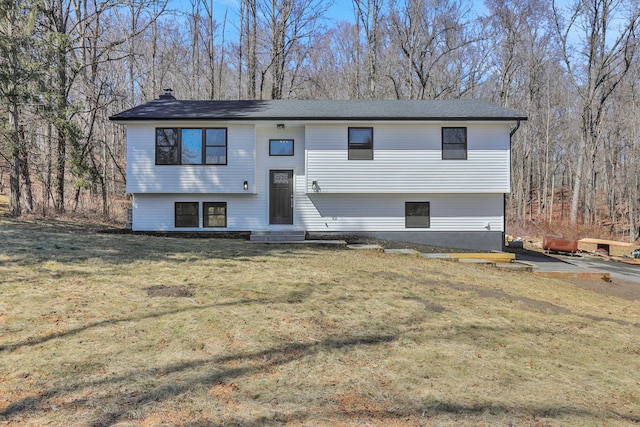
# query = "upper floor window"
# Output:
<box><xmin>156</xmin><ymin>127</ymin><xmax>227</xmax><ymax>165</ymax></box>
<box><xmin>348</xmin><ymin>127</ymin><xmax>373</xmax><ymax>160</ymax></box>
<box><xmin>206</xmin><ymin>129</ymin><xmax>227</xmax><ymax>164</ymax></box>
<box><xmin>442</xmin><ymin>127</ymin><xmax>467</xmax><ymax>160</ymax></box>
<box><xmin>270</xmin><ymin>139</ymin><xmax>294</xmax><ymax>156</ymax></box>
<box><xmin>156</xmin><ymin>128</ymin><xmax>179</xmax><ymax>164</ymax></box>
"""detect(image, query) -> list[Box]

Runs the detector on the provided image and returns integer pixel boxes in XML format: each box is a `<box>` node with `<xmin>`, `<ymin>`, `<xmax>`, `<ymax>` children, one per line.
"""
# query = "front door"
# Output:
<box><xmin>269</xmin><ymin>170</ymin><xmax>294</xmax><ymax>224</ymax></box>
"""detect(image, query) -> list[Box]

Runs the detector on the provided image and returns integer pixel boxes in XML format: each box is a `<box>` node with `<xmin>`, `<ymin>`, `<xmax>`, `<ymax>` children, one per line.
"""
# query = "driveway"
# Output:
<box><xmin>516</xmin><ymin>251</ymin><xmax>640</xmax><ymax>284</ymax></box>
<box><xmin>563</xmin><ymin>256</ymin><xmax>640</xmax><ymax>284</ymax></box>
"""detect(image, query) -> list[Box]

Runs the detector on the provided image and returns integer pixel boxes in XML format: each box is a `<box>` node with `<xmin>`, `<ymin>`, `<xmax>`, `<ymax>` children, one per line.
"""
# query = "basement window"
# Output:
<box><xmin>405</xmin><ymin>202</ymin><xmax>430</xmax><ymax>228</ymax></box>
<box><xmin>175</xmin><ymin>202</ymin><xmax>199</xmax><ymax>227</ymax></box>
<box><xmin>203</xmin><ymin>202</ymin><xmax>227</xmax><ymax>228</ymax></box>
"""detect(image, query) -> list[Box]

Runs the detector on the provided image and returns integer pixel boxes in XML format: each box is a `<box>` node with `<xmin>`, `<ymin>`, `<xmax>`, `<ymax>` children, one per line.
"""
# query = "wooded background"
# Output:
<box><xmin>1</xmin><ymin>0</ymin><xmax>640</xmax><ymax>240</ymax></box>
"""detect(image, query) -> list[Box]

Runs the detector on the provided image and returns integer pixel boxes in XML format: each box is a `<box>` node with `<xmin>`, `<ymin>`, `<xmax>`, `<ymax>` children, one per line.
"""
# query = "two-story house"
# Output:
<box><xmin>109</xmin><ymin>93</ymin><xmax>526</xmax><ymax>250</ymax></box>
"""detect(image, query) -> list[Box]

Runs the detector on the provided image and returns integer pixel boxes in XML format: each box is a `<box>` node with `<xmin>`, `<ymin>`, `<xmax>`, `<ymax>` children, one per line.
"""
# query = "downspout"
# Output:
<box><xmin>504</xmin><ymin>119</ymin><xmax>522</xmax><ymax>248</ymax></box>
<box><xmin>510</xmin><ymin>119</ymin><xmax>522</xmax><ymax>139</ymax></box>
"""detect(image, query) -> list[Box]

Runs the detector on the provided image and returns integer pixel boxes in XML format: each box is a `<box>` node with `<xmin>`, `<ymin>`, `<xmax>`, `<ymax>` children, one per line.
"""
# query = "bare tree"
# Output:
<box><xmin>353</xmin><ymin>0</ymin><xmax>384</xmax><ymax>98</ymax></box>
<box><xmin>258</xmin><ymin>0</ymin><xmax>329</xmax><ymax>99</ymax></box>
<box><xmin>553</xmin><ymin>0</ymin><xmax>640</xmax><ymax>225</ymax></box>
<box><xmin>388</xmin><ymin>0</ymin><xmax>482</xmax><ymax>99</ymax></box>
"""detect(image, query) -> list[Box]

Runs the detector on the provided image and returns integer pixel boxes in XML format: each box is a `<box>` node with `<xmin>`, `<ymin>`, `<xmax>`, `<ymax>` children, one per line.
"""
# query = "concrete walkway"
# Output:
<box><xmin>345</xmin><ymin>243</ymin><xmax>616</xmax><ymax>281</ymax></box>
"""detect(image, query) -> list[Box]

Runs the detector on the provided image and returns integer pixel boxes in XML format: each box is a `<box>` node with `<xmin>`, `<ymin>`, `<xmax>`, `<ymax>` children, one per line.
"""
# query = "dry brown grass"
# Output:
<box><xmin>1</xmin><ymin>197</ymin><xmax>639</xmax><ymax>426</ymax></box>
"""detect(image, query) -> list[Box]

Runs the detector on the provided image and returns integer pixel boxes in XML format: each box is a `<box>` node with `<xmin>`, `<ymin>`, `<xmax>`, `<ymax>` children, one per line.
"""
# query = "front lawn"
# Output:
<box><xmin>0</xmin><ymin>209</ymin><xmax>638</xmax><ymax>426</ymax></box>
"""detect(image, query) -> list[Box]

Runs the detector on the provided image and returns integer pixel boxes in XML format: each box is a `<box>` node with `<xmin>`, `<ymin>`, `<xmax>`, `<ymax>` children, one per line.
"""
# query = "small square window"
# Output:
<box><xmin>406</xmin><ymin>202</ymin><xmax>430</xmax><ymax>228</ymax></box>
<box><xmin>203</xmin><ymin>202</ymin><xmax>227</xmax><ymax>227</ymax></box>
<box><xmin>348</xmin><ymin>127</ymin><xmax>373</xmax><ymax>160</ymax></box>
<box><xmin>442</xmin><ymin>127</ymin><xmax>467</xmax><ymax>160</ymax></box>
<box><xmin>175</xmin><ymin>202</ymin><xmax>199</xmax><ymax>227</ymax></box>
<box><xmin>270</xmin><ymin>139</ymin><xmax>294</xmax><ymax>156</ymax></box>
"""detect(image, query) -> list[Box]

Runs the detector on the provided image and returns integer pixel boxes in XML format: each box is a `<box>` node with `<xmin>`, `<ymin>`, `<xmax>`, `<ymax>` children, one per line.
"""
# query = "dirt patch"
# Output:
<box><xmin>209</xmin><ymin>382</ymin><xmax>239</xmax><ymax>403</ymax></box>
<box><xmin>402</xmin><ymin>296</ymin><xmax>446</xmax><ymax>313</ymax></box>
<box><xmin>145</xmin><ymin>285</ymin><xmax>194</xmax><ymax>298</ymax></box>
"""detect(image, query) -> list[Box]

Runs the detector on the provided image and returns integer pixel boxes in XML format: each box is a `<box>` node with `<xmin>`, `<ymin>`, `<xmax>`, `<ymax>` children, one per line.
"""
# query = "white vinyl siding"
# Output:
<box><xmin>132</xmin><ymin>193</ymin><xmax>502</xmax><ymax>233</ymax></box>
<box><xmin>297</xmin><ymin>193</ymin><xmax>504</xmax><ymax>232</ymax></box>
<box><xmin>132</xmin><ymin>194</ymin><xmax>263</xmax><ymax>231</ymax></box>
<box><xmin>126</xmin><ymin>123</ymin><xmax>255</xmax><ymax>194</ymax></box>
<box><xmin>126</xmin><ymin>120</ymin><xmax>511</xmax><ymax>236</ymax></box>
<box><xmin>305</xmin><ymin>123</ymin><xmax>511</xmax><ymax>193</ymax></box>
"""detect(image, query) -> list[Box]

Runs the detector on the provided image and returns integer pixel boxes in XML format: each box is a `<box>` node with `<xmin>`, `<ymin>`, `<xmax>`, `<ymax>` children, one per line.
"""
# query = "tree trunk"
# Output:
<box><xmin>18</xmin><ymin>125</ymin><xmax>33</xmax><ymax>213</ymax></box>
<box><xmin>569</xmin><ymin>148</ymin><xmax>584</xmax><ymax>225</ymax></box>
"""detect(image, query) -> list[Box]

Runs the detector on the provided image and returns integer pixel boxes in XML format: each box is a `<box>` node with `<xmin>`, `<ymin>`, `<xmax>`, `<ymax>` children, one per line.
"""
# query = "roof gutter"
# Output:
<box><xmin>509</xmin><ymin>119</ymin><xmax>522</xmax><ymax>139</ymax></box>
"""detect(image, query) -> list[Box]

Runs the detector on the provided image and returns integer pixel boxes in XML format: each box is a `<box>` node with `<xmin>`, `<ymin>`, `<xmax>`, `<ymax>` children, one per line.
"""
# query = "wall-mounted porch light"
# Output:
<box><xmin>243</xmin><ymin>181</ymin><xmax>249</xmax><ymax>191</ymax></box>
<box><xmin>312</xmin><ymin>180</ymin><xmax>319</xmax><ymax>192</ymax></box>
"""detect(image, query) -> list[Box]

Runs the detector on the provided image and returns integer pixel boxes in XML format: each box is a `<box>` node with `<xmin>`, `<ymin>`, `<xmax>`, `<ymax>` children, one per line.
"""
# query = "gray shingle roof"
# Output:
<box><xmin>109</xmin><ymin>97</ymin><xmax>527</xmax><ymax>122</ymax></box>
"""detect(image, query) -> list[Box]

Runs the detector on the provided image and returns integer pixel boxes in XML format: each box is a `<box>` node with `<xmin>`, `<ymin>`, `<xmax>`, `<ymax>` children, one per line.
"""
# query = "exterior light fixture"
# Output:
<box><xmin>277</xmin><ymin>123</ymin><xmax>285</xmax><ymax>129</ymax></box>
<box><xmin>312</xmin><ymin>180</ymin><xmax>319</xmax><ymax>192</ymax></box>
<box><xmin>243</xmin><ymin>181</ymin><xmax>249</xmax><ymax>191</ymax></box>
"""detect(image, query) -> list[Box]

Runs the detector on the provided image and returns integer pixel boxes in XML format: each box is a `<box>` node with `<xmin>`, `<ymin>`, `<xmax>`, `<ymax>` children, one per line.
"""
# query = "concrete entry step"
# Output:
<box><xmin>250</xmin><ymin>230</ymin><xmax>306</xmax><ymax>242</ymax></box>
<box><xmin>347</xmin><ymin>244</ymin><xmax>384</xmax><ymax>251</ymax></box>
<box><xmin>495</xmin><ymin>262</ymin><xmax>534</xmax><ymax>272</ymax></box>
<box><xmin>384</xmin><ymin>248</ymin><xmax>421</xmax><ymax>256</ymax></box>
<box><xmin>450</xmin><ymin>252</ymin><xmax>516</xmax><ymax>263</ymax></box>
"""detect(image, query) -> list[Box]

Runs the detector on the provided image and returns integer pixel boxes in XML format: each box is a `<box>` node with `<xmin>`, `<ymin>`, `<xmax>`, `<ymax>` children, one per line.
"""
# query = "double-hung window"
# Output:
<box><xmin>156</xmin><ymin>127</ymin><xmax>227</xmax><ymax>165</ymax></box>
<box><xmin>205</xmin><ymin>129</ymin><xmax>227</xmax><ymax>164</ymax></box>
<box><xmin>203</xmin><ymin>202</ymin><xmax>227</xmax><ymax>227</ymax></box>
<box><xmin>348</xmin><ymin>127</ymin><xmax>373</xmax><ymax>160</ymax></box>
<box><xmin>175</xmin><ymin>202</ymin><xmax>199</xmax><ymax>227</ymax></box>
<box><xmin>442</xmin><ymin>127</ymin><xmax>467</xmax><ymax>160</ymax></box>
<box><xmin>405</xmin><ymin>202</ymin><xmax>430</xmax><ymax>228</ymax></box>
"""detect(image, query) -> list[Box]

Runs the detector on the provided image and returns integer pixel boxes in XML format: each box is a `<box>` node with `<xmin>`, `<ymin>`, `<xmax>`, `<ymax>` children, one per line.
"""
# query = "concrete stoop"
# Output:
<box><xmin>347</xmin><ymin>244</ymin><xmax>384</xmax><ymax>251</ymax></box>
<box><xmin>495</xmin><ymin>262</ymin><xmax>534</xmax><ymax>272</ymax></box>
<box><xmin>384</xmin><ymin>248</ymin><xmax>421</xmax><ymax>256</ymax></box>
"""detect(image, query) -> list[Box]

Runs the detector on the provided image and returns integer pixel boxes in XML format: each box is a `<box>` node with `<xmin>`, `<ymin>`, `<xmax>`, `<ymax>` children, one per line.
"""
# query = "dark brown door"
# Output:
<box><xmin>270</xmin><ymin>170</ymin><xmax>294</xmax><ymax>224</ymax></box>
